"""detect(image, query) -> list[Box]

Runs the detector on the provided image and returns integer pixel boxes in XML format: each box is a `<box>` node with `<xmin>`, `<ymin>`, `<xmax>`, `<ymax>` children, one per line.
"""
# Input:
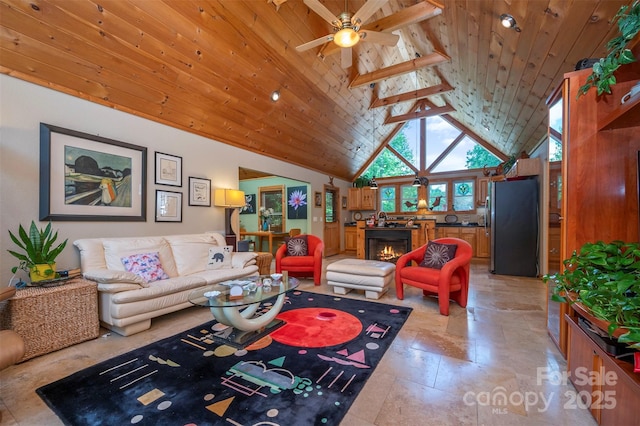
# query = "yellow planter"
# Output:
<box><xmin>30</xmin><ymin>263</ymin><xmax>56</xmax><ymax>282</ymax></box>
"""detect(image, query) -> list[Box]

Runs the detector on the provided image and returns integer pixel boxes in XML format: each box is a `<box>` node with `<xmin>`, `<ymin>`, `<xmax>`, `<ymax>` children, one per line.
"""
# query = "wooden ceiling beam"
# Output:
<box><xmin>370</xmin><ymin>82</ymin><xmax>454</xmax><ymax>108</ymax></box>
<box><xmin>319</xmin><ymin>1</ymin><xmax>443</xmax><ymax>59</ymax></box>
<box><xmin>349</xmin><ymin>52</ymin><xmax>450</xmax><ymax>88</ymax></box>
<box><xmin>384</xmin><ymin>104</ymin><xmax>456</xmax><ymax>124</ymax></box>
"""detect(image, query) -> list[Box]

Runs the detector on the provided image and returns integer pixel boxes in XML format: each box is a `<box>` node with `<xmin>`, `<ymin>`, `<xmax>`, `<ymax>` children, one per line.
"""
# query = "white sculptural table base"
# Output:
<box><xmin>188</xmin><ymin>275</ymin><xmax>298</xmax><ymax>348</ymax></box>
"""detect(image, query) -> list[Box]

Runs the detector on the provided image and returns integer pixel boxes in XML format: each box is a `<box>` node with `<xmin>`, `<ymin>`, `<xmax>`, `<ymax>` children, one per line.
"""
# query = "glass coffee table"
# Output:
<box><xmin>188</xmin><ymin>273</ymin><xmax>298</xmax><ymax>348</ymax></box>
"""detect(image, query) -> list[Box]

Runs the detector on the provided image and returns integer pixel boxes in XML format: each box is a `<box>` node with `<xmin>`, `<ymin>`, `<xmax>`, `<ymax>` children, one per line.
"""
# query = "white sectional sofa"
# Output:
<box><xmin>74</xmin><ymin>232</ymin><xmax>258</xmax><ymax>336</ymax></box>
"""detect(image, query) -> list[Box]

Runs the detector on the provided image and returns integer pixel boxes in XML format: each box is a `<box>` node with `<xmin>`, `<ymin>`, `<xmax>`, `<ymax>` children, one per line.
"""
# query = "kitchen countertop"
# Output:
<box><xmin>345</xmin><ymin>222</ymin><xmax>483</xmax><ymax>227</ymax></box>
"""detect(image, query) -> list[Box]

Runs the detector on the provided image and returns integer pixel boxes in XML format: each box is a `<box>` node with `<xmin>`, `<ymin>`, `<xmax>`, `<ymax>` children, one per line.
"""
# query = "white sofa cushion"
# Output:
<box><xmin>165</xmin><ymin>233</ymin><xmax>227</xmax><ymax>276</ymax></box>
<box><xmin>74</xmin><ymin>238</ymin><xmax>108</xmax><ymax>271</ymax></box>
<box><xmin>102</xmin><ymin>237</ymin><xmax>178</xmax><ymax>277</ymax></box>
<box><xmin>83</xmin><ymin>269</ymin><xmax>147</xmax><ymax>287</ymax></box>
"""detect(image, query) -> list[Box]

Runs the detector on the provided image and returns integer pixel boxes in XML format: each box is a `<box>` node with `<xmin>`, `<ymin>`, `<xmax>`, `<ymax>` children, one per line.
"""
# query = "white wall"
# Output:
<box><xmin>0</xmin><ymin>75</ymin><xmax>350</xmax><ymax>284</ymax></box>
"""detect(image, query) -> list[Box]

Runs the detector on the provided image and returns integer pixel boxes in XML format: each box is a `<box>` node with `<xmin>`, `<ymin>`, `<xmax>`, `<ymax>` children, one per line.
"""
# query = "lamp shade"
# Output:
<box><xmin>417</xmin><ymin>199</ymin><xmax>428</xmax><ymax>209</ymax></box>
<box><xmin>214</xmin><ymin>189</ymin><xmax>245</xmax><ymax>208</ymax></box>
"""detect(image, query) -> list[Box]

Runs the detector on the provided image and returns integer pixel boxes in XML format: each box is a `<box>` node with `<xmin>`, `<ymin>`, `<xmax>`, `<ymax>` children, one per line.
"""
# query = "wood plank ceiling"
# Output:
<box><xmin>0</xmin><ymin>0</ymin><xmax>631</xmax><ymax>181</ymax></box>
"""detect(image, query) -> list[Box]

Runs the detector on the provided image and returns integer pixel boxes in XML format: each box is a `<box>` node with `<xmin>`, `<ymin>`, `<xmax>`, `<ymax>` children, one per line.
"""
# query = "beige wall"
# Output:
<box><xmin>0</xmin><ymin>75</ymin><xmax>350</xmax><ymax>284</ymax></box>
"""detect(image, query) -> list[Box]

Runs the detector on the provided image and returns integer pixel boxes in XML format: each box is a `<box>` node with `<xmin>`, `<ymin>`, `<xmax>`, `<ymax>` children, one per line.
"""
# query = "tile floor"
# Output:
<box><xmin>0</xmin><ymin>256</ymin><xmax>596</xmax><ymax>425</ymax></box>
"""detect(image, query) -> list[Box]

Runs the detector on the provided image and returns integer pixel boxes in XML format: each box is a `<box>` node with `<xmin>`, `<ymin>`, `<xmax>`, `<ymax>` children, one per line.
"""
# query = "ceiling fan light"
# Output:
<box><xmin>334</xmin><ymin>28</ymin><xmax>360</xmax><ymax>48</ymax></box>
<box><xmin>412</xmin><ymin>174</ymin><xmax>421</xmax><ymax>187</ymax></box>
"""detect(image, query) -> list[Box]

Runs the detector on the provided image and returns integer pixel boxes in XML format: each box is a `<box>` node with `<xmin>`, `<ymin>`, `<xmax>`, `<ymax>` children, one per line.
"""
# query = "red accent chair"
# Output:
<box><xmin>395</xmin><ymin>237</ymin><xmax>472</xmax><ymax>315</ymax></box>
<box><xmin>275</xmin><ymin>234</ymin><xmax>324</xmax><ymax>285</ymax></box>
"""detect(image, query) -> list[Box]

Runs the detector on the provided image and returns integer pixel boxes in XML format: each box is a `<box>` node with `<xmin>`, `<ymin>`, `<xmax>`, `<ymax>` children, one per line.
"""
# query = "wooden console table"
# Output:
<box><xmin>239</xmin><ymin>231</ymin><xmax>288</xmax><ymax>254</ymax></box>
<box><xmin>0</xmin><ymin>278</ymin><xmax>99</xmax><ymax>361</ymax></box>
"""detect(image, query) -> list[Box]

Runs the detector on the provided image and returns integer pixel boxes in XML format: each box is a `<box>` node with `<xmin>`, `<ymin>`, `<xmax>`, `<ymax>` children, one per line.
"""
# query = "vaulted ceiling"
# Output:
<box><xmin>0</xmin><ymin>0</ymin><xmax>631</xmax><ymax>181</ymax></box>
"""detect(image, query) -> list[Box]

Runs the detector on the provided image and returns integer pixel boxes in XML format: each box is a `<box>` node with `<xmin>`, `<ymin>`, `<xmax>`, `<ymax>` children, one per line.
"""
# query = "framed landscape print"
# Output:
<box><xmin>39</xmin><ymin>123</ymin><xmax>147</xmax><ymax>221</ymax></box>
<box><xmin>188</xmin><ymin>177</ymin><xmax>211</xmax><ymax>207</ymax></box>
<box><xmin>155</xmin><ymin>190</ymin><xmax>182</xmax><ymax>222</ymax></box>
<box><xmin>155</xmin><ymin>152</ymin><xmax>182</xmax><ymax>186</ymax></box>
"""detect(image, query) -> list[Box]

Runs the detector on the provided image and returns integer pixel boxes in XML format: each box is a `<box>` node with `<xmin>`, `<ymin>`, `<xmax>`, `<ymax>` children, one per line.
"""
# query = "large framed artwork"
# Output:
<box><xmin>155</xmin><ymin>190</ymin><xmax>182</xmax><ymax>222</ymax></box>
<box><xmin>188</xmin><ymin>177</ymin><xmax>211</xmax><ymax>207</ymax></box>
<box><xmin>39</xmin><ymin>123</ymin><xmax>147</xmax><ymax>221</ymax></box>
<box><xmin>155</xmin><ymin>152</ymin><xmax>182</xmax><ymax>186</ymax></box>
<box><xmin>287</xmin><ymin>186</ymin><xmax>308</xmax><ymax>219</ymax></box>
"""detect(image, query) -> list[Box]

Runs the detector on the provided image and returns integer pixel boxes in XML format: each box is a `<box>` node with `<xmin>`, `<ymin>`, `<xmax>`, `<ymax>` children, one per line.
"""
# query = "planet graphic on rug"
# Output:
<box><xmin>271</xmin><ymin>308</ymin><xmax>362</xmax><ymax>348</ymax></box>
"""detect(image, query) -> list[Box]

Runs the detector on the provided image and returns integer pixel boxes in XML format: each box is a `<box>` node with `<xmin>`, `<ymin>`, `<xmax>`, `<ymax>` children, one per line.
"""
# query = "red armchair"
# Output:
<box><xmin>275</xmin><ymin>234</ymin><xmax>324</xmax><ymax>285</ymax></box>
<box><xmin>395</xmin><ymin>237</ymin><xmax>472</xmax><ymax>315</ymax></box>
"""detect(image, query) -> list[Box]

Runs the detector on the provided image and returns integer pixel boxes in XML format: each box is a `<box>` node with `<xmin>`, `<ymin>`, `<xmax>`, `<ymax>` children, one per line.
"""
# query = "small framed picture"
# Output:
<box><xmin>342</xmin><ymin>196</ymin><xmax>347</xmax><ymax>209</ymax></box>
<box><xmin>155</xmin><ymin>190</ymin><xmax>182</xmax><ymax>222</ymax></box>
<box><xmin>155</xmin><ymin>152</ymin><xmax>182</xmax><ymax>186</ymax></box>
<box><xmin>314</xmin><ymin>191</ymin><xmax>322</xmax><ymax>207</ymax></box>
<box><xmin>188</xmin><ymin>177</ymin><xmax>211</xmax><ymax>207</ymax></box>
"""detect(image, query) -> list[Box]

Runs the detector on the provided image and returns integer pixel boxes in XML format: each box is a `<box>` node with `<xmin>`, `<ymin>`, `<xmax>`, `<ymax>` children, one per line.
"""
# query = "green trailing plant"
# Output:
<box><xmin>542</xmin><ymin>240</ymin><xmax>640</xmax><ymax>349</ymax></box>
<box><xmin>578</xmin><ymin>0</ymin><xmax>640</xmax><ymax>97</ymax></box>
<box><xmin>7</xmin><ymin>221</ymin><xmax>68</xmax><ymax>275</ymax></box>
<box><xmin>353</xmin><ymin>175</ymin><xmax>371</xmax><ymax>188</ymax></box>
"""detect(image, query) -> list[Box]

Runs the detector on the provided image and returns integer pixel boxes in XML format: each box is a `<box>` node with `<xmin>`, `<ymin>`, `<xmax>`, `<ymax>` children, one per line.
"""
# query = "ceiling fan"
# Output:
<box><xmin>296</xmin><ymin>0</ymin><xmax>399</xmax><ymax>68</ymax></box>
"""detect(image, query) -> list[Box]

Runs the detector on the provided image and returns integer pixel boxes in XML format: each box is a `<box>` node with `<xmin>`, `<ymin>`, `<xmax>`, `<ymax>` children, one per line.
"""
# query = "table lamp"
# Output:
<box><xmin>417</xmin><ymin>199</ymin><xmax>428</xmax><ymax>218</ymax></box>
<box><xmin>214</xmin><ymin>189</ymin><xmax>246</xmax><ymax>249</ymax></box>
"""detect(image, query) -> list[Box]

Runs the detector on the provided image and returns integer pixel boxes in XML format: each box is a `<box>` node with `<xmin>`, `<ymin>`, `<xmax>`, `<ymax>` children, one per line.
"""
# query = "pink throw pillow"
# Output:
<box><xmin>121</xmin><ymin>252</ymin><xmax>169</xmax><ymax>283</ymax></box>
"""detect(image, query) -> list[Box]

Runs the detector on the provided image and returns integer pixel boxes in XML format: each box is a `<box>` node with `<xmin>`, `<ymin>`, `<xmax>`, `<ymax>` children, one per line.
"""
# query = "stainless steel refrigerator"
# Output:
<box><xmin>489</xmin><ymin>178</ymin><xmax>539</xmax><ymax>276</ymax></box>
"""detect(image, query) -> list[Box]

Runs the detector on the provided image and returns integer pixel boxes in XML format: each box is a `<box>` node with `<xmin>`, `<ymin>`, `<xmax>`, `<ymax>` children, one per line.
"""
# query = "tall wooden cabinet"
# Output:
<box><xmin>547</xmin><ymin>43</ymin><xmax>640</xmax><ymax>425</ymax></box>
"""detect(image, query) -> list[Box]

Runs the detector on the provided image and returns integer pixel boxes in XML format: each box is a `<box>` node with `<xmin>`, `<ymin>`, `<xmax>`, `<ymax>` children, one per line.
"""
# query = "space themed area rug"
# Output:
<box><xmin>37</xmin><ymin>290</ymin><xmax>412</xmax><ymax>426</ymax></box>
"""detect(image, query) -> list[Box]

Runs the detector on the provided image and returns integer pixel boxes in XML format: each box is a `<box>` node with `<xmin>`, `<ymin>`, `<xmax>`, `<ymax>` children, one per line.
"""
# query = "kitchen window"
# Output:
<box><xmin>380</xmin><ymin>186</ymin><xmax>396</xmax><ymax>212</ymax></box>
<box><xmin>400</xmin><ymin>185</ymin><xmax>418</xmax><ymax>212</ymax></box>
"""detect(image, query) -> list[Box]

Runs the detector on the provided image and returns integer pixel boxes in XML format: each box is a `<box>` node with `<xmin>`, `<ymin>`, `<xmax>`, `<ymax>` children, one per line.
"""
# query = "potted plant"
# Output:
<box><xmin>7</xmin><ymin>221</ymin><xmax>68</xmax><ymax>282</ymax></box>
<box><xmin>542</xmin><ymin>240</ymin><xmax>640</xmax><ymax>349</ymax></box>
<box><xmin>578</xmin><ymin>0</ymin><xmax>640</xmax><ymax>97</ymax></box>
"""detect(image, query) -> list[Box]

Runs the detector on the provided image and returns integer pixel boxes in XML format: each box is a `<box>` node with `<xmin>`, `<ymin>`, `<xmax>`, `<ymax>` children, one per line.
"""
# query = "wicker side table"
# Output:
<box><xmin>0</xmin><ymin>278</ymin><xmax>99</xmax><ymax>362</ymax></box>
<box><xmin>255</xmin><ymin>252</ymin><xmax>273</xmax><ymax>275</ymax></box>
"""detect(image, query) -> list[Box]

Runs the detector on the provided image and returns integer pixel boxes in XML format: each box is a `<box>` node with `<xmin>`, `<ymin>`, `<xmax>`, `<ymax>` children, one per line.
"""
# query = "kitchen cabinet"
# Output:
<box><xmin>476</xmin><ymin>227</ymin><xmax>490</xmax><ymax>258</ymax></box>
<box><xmin>435</xmin><ymin>226</ymin><xmax>478</xmax><ymax>257</ymax></box>
<box><xmin>504</xmin><ymin>158</ymin><xmax>540</xmax><ymax>179</ymax></box>
<box><xmin>477</xmin><ymin>177</ymin><xmax>490</xmax><ymax>206</ymax></box>
<box><xmin>347</xmin><ymin>187</ymin><xmax>377</xmax><ymax>211</ymax></box>
<box><xmin>566</xmin><ymin>314</ymin><xmax>640</xmax><ymax>425</ymax></box>
<box><xmin>344</xmin><ymin>226</ymin><xmax>357</xmax><ymax>254</ymax></box>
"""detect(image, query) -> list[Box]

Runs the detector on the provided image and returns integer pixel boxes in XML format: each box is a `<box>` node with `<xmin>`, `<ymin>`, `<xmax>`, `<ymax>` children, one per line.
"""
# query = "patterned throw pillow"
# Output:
<box><xmin>121</xmin><ymin>252</ymin><xmax>170</xmax><ymax>283</ymax></box>
<box><xmin>285</xmin><ymin>236</ymin><xmax>308</xmax><ymax>256</ymax></box>
<box><xmin>206</xmin><ymin>246</ymin><xmax>233</xmax><ymax>270</ymax></box>
<box><xmin>419</xmin><ymin>241</ymin><xmax>458</xmax><ymax>269</ymax></box>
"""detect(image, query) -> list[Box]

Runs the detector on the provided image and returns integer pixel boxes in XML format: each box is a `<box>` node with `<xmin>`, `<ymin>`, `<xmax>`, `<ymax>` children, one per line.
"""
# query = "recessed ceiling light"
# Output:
<box><xmin>270</xmin><ymin>90</ymin><xmax>280</xmax><ymax>102</ymax></box>
<box><xmin>500</xmin><ymin>13</ymin><xmax>521</xmax><ymax>32</ymax></box>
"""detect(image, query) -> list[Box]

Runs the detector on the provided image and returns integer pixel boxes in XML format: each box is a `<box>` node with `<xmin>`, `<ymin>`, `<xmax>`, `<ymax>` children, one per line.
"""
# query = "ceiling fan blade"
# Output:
<box><xmin>296</xmin><ymin>34</ymin><xmax>334</xmax><ymax>52</ymax></box>
<box><xmin>359</xmin><ymin>30</ymin><xmax>399</xmax><ymax>46</ymax></box>
<box><xmin>303</xmin><ymin>0</ymin><xmax>340</xmax><ymax>26</ymax></box>
<box><xmin>341</xmin><ymin>47</ymin><xmax>352</xmax><ymax>69</ymax></box>
<box><xmin>352</xmin><ymin>0</ymin><xmax>388</xmax><ymax>25</ymax></box>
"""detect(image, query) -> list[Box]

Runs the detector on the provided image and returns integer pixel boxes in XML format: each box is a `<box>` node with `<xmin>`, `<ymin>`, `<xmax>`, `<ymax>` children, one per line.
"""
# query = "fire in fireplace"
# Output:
<box><xmin>365</xmin><ymin>229</ymin><xmax>411</xmax><ymax>263</ymax></box>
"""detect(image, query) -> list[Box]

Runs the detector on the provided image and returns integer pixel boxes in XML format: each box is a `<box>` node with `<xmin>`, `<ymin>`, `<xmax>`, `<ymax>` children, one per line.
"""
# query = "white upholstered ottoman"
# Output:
<box><xmin>326</xmin><ymin>259</ymin><xmax>395</xmax><ymax>299</ymax></box>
